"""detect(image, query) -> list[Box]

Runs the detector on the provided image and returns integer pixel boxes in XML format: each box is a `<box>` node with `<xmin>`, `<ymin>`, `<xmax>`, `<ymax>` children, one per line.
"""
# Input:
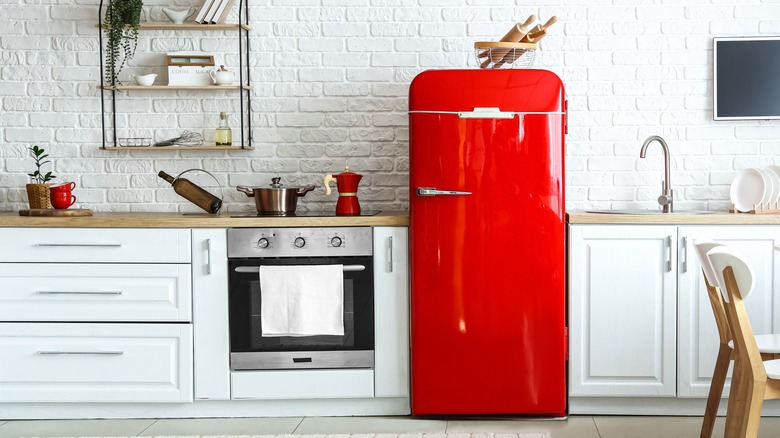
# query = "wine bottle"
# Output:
<box><xmin>158</xmin><ymin>171</ymin><xmax>222</xmax><ymax>214</ymax></box>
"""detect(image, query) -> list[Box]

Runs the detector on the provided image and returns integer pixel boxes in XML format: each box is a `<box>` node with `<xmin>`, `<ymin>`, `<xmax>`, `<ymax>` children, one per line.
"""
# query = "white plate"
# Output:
<box><xmin>730</xmin><ymin>168</ymin><xmax>765</xmax><ymax>212</ymax></box>
<box><xmin>763</xmin><ymin>167</ymin><xmax>780</xmax><ymax>208</ymax></box>
<box><xmin>756</xmin><ymin>168</ymin><xmax>775</xmax><ymax>208</ymax></box>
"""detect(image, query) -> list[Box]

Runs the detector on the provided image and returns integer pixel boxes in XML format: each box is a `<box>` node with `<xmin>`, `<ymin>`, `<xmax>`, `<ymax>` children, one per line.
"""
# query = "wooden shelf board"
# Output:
<box><xmin>99</xmin><ymin>23</ymin><xmax>251</xmax><ymax>31</ymax></box>
<box><xmin>103</xmin><ymin>145</ymin><xmax>254</xmax><ymax>151</ymax></box>
<box><xmin>98</xmin><ymin>85</ymin><xmax>252</xmax><ymax>91</ymax></box>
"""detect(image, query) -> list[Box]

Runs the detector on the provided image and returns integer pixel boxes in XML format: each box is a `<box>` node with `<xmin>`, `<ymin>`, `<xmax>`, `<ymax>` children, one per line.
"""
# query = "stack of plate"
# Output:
<box><xmin>731</xmin><ymin>166</ymin><xmax>780</xmax><ymax>212</ymax></box>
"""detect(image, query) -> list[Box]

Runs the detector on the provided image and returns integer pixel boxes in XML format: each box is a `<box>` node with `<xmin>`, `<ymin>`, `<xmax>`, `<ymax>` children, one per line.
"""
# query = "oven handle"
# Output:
<box><xmin>234</xmin><ymin>265</ymin><xmax>366</xmax><ymax>273</ymax></box>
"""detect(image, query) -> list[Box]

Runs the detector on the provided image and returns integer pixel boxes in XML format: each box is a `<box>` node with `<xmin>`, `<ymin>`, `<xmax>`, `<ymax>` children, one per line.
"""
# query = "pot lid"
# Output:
<box><xmin>245</xmin><ymin>177</ymin><xmax>303</xmax><ymax>190</ymax></box>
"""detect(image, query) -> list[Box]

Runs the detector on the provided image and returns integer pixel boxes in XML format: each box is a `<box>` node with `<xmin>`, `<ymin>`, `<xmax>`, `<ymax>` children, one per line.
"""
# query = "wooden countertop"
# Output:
<box><xmin>568</xmin><ymin>210</ymin><xmax>780</xmax><ymax>225</ymax></box>
<box><xmin>0</xmin><ymin>211</ymin><xmax>409</xmax><ymax>228</ymax></box>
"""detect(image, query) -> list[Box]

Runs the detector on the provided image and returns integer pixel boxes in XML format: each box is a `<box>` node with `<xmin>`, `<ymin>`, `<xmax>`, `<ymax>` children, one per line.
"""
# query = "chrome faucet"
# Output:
<box><xmin>639</xmin><ymin>135</ymin><xmax>673</xmax><ymax>213</ymax></box>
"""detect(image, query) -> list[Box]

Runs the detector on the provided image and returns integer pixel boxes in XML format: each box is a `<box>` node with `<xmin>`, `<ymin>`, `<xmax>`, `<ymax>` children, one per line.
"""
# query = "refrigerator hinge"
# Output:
<box><xmin>564</xmin><ymin>327</ymin><xmax>569</xmax><ymax>360</ymax></box>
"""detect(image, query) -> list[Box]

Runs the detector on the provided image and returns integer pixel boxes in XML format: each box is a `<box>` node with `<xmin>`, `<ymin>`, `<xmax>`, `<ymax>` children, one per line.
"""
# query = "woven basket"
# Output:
<box><xmin>26</xmin><ymin>183</ymin><xmax>52</xmax><ymax>209</ymax></box>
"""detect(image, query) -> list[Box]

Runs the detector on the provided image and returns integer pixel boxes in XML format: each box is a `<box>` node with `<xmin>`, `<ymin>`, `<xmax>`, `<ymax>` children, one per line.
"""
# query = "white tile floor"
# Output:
<box><xmin>1</xmin><ymin>415</ymin><xmax>780</xmax><ymax>438</ymax></box>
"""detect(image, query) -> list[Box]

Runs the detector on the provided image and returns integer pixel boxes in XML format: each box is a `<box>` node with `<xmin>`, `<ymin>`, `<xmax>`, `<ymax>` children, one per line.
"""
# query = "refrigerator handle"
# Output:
<box><xmin>416</xmin><ymin>187</ymin><xmax>472</xmax><ymax>197</ymax></box>
<box><xmin>458</xmin><ymin>107</ymin><xmax>516</xmax><ymax>119</ymax></box>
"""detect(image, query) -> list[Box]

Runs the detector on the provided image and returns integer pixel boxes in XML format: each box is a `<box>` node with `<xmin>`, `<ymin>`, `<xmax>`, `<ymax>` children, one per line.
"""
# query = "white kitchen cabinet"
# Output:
<box><xmin>677</xmin><ymin>226</ymin><xmax>780</xmax><ymax>398</ymax></box>
<box><xmin>373</xmin><ymin>227</ymin><xmax>410</xmax><ymax>398</ymax></box>
<box><xmin>191</xmin><ymin>229</ymin><xmax>231</xmax><ymax>400</ymax></box>
<box><xmin>0</xmin><ymin>323</ymin><xmax>192</xmax><ymax>403</ymax></box>
<box><xmin>570</xmin><ymin>223</ymin><xmax>780</xmax><ymax>408</ymax></box>
<box><xmin>569</xmin><ymin>225</ymin><xmax>678</xmax><ymax>397</ymax></box>
<box><xmin>0</xmin><ymin>228</ymin><xmax>194</xmax><ymax>404</ymax></box>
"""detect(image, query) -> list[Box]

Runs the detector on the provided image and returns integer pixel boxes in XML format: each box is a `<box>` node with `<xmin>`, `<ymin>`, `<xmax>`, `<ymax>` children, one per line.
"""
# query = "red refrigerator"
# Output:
<box><xmin>409</xmin><ymin>69</ymin><xmax>567</xmax><ymax>416</ymax></box>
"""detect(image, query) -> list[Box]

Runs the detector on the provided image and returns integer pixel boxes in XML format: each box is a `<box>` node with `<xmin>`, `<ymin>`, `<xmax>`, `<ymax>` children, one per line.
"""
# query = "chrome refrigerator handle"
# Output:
<box><xmin>416</xmin><ymin>187</ymin><xmax>472</xmax><ymax>197</ymax></box>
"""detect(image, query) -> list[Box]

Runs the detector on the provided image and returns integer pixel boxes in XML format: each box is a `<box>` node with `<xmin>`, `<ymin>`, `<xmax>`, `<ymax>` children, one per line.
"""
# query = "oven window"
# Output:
<box><xmin>228</xmin><ymin>256</ymin><xmax>374</xmax><ymax>353</ymax></box>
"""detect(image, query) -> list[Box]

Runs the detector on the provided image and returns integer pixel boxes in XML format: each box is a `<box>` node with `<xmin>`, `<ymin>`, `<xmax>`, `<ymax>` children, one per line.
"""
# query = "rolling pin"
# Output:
<box><xmin>479</xmin><ymin>15</ymin><xmax>537</xmax><ymax>67</ymax></box>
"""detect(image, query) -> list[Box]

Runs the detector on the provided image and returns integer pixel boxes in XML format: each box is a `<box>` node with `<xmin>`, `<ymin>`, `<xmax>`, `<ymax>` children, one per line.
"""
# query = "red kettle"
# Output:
<box><xmin>323</xmin><ymin>166</ymin><xmax>363</xmax><ymax>215</ymax></box>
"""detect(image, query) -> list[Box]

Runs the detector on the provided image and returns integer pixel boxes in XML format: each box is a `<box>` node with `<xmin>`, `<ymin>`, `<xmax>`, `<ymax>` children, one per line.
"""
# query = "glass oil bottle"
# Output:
<box><xmin>216</xmin><ymin>112</ymin><xmax>232</xmax><ymax>146</ymax></box>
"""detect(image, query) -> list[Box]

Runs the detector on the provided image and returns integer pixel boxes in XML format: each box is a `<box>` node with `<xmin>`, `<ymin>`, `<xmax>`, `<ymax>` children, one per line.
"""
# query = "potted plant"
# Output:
<box><xmin>103</xmin><ymin>0</ymin><xmax>144</xmax><ymax>86</ymax></box>
<box><xmin>26</xmin><ymin>145</ymin><xmax>56</xmax><ymax>209</ymax></box>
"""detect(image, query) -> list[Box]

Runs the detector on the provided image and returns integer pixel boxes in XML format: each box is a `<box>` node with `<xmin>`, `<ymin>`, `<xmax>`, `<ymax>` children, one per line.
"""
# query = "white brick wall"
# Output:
<box><xmin>1</xmin><ymin>0</ymin><xmax>778</xmax><ymax>213</ymax></box>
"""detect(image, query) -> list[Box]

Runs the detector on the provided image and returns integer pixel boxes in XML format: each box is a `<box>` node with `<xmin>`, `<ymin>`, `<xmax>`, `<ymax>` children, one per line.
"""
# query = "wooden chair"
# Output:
<box><xmin>707</xmin><ymin>246</ymin><xmax>780</xmax><ymax>438</ymax></box>
<box><xmin>692</xmin><ymin>239</ymin><xmax>780</xmax><ymax>438</ymax></box>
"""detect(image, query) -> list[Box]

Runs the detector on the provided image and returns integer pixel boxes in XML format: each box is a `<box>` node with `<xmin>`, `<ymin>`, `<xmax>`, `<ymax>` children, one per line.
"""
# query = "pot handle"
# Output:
<box><xmin>323</xmin><ymin>175</ymin><xmax>336</xmax><ymax>196</ymax></box>
<box><xmin>236</xmin><ymin>186</ymin><xmax>255</xmax><ymax>197</ymax></box>
<box><xmin>297</xmin><ymin>185</ymin><xmax>316</xmax><ymax>197</ymax></box>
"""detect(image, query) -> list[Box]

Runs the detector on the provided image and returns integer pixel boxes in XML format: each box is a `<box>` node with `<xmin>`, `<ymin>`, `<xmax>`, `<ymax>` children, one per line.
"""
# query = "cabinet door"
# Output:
<box><xmin>677</xmin><ymin>226</ymin><xmax>780</xmax><ymax>397</ymax></box>
<box><xmin>569</xmin><ymin>225</ymin><xmax>677</xmax><ymax>397</ymax></box>
<box><xmin>191</xmin><ymin>229</ymin><xmax>231</xmax><ymax>400</ymax></box>
<box><xmin>373</xmin><ymin>227</ymin><xmax>410</xmax><ymax>398</ymax></box>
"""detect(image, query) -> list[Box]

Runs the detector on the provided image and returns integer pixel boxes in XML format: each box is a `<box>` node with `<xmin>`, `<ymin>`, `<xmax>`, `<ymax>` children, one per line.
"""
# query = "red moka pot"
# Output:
<box><xmin>323</xmin><ymin>166</ymin><xmax>363</xmax><ymax>215</ymax></box>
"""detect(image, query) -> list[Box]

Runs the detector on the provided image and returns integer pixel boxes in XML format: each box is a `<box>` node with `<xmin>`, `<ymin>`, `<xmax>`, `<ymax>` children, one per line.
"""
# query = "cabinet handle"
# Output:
<box><xmin>37</xmin><ymin>350</ymin><xmax>124</xmax><ymax>356</ymax></box>
<box><xmin>681</xmin><ymin>237</ymin><xmax>688</xmax><ymax>273</ymax></box>
<box><xmin>666</xmin><ymin>236</ymin><xmax>672</xmax><ymax>272</ymax></box>
<box><xmin>206</xmin><ymin>238</ymin><xmax>213</xmax><ymax>275</ymax></box>
<box><xmin>35</xmin><ymin>243</ymin><xmax>122</xmax><ymax>248</ymax></box>
<box><xmin>36</xmin><ymin>291</ymin><xmax>123</xmax><ymax>295</ymax></box>
<box><xmin>387</xmin><ymin>236</ymin><xmax>394</xmax><ymax>273</ymax></box>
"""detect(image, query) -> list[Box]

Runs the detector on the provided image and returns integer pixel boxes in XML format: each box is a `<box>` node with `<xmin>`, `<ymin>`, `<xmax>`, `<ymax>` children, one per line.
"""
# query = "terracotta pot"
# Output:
<box><xmin>26</xmin><ymin>183</ymin><xmax>52</xmax><ymax>209</ymax></box>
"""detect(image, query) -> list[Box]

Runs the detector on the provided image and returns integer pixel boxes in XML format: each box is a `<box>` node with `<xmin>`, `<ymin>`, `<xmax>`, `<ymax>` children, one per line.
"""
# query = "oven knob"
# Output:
<box><xmin>257</xmin><ymin>237</ymin><xmax>270</xmax><ymax>249</ymax></box>
<box><xmin>331</xmin><ymin>236</ymin><xmax>343</xmax><ymax>247</ymax></box>
<box><xmin>294</xmin><ymin>237</ymin><xmax>306</xmax><ymax>248</ymax></box>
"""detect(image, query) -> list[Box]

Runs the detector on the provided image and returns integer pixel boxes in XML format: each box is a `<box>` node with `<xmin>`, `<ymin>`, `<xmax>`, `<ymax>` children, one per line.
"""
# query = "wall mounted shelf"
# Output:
<box><xmin>97</xmin><ymin>0</ymin><xmax>253</xmax><ymax>150</ymax></box>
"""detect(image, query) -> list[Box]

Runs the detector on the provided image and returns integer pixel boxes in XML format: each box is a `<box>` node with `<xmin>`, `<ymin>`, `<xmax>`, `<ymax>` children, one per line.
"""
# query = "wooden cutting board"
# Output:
<box><xmin>19</xmin><ymin>209</ymin><xmax>94</xmax><ymax>217</ymax></box>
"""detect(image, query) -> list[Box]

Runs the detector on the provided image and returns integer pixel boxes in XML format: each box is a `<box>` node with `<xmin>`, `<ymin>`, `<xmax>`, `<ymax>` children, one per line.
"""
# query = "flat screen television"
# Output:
<box><xmin>714</xmin><ymin>37</ymin><xmax>780</xmax><ymax>120</ymax></box>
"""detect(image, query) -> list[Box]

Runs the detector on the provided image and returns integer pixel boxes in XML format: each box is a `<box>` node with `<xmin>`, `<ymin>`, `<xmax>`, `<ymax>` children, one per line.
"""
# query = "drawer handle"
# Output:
<box><xmin>36</xmin><ymin>291</ymin><xmax>124</xmax><ymax>295</ymax></box>
<box><xmin>34</xmin><ymin>243</ymin><xmax>123</xmax><ymax>248</ymax></box>
<box><xmin>37</xmin><ymin>350</ymin><xmax>125</xmax><ymax>355</ymax></box>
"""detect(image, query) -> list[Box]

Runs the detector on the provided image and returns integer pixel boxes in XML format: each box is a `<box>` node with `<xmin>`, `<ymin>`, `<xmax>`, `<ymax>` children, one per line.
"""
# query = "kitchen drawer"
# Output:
<box><xmin>0</xmin><ymin>228</ymin><xmax>191</xmax><ymax>263</ymax></box>
<box><xmin>0</xmin><ymin>264</ymin><xmax>192</xmax><ymax>322</ymax></box>
<box><xmin>0</xmin><ymin>323</ymin><xmax>193</xmax><ymax>403</ymax></box>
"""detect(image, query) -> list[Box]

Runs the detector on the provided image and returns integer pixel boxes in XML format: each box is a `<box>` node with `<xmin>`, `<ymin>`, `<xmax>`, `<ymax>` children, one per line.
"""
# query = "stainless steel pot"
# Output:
<box><xmin>237</xmin><ymin>177</ymin><xmax>315</xmax><ymax>215</ymax></box>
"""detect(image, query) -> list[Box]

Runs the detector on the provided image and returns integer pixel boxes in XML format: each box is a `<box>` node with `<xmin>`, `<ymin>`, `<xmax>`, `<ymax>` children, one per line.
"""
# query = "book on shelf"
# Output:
<box><xmin>214</xmin><ymin>0</ymin><xmax>236</xmax><ymax>23</ymax></box>
<box><xmin>194</xmin><ymin>0</ymin><xmax>215</xmax><ymax>23</ymax></box>
<box><xmin>203</xmin><ymin>0</ymin><xmax>225</xmax><ymax>24</ymax></box>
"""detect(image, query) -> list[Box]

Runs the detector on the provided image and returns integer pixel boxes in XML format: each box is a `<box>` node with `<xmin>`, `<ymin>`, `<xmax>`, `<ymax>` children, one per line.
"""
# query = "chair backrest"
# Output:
<box><xmin>693</xmin><ymin>239</ymin><xmax>732</xmax><ymax>344</ymax></box>
<box><xmin>707</xmin><ymin>246</ymin><xmax>755</xmax><ymax>303</ymax></box>
<box><xmin>693</xmin><ymin>238</ymin><xmax>724</xmax><ymax>288</ymax></box>
<box><xmin>706</xmin><ymin>246</ymin><xmax>765</xmax><ymax>379</ymax></box>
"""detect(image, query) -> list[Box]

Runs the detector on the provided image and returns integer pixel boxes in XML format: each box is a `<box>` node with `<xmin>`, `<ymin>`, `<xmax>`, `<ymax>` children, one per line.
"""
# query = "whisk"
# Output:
<box><xmin>154</xmin><ymin>130</ymin><xmax>204</xmax><ymax>147</ymax></box>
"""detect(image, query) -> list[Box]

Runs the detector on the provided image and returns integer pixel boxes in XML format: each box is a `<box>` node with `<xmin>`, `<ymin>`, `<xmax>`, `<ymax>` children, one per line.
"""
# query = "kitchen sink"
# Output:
<box><xmin>586</xmin><ymin>209</ymin><xmax>716</xmax><ymax>215</ymax></box>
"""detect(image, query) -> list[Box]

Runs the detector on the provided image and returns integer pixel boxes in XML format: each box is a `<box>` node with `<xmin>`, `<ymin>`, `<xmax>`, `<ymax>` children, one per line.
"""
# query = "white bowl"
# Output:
<box><xmin>730</xmin><ymin>168</ymin><xmax>765</xmax><ymax>212</ymax></box>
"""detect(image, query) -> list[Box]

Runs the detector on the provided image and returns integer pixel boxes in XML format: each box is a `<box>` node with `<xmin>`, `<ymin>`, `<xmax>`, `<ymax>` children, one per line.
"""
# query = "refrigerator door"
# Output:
<box><xmin>409</xmin><ymin>70</ymin><xmax>566</xmax><ymax>416</ymax></box>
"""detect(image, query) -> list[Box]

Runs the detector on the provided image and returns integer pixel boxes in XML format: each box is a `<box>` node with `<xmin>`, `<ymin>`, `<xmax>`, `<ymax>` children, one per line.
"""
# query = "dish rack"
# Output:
<box><xmin>474</xmin><ymin>41</ymin><xmax>537</xmax><ymax>69</ymax></box>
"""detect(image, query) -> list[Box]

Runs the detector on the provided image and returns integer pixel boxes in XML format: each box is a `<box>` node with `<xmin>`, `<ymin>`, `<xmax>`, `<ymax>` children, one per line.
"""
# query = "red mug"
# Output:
<box><xmin>51</xmin><ymin>192</ymin><xmax>76</xmax><ymax>209</ymax></box>
<box><xmin>50</xmin><ymin>182</ymin><xmax>76</xmax><ymax>194</ymax></box>
<box><xmin>50</xmin><ymin>182</ymin><xmax>77</xmax><ymax>209</ymax></box>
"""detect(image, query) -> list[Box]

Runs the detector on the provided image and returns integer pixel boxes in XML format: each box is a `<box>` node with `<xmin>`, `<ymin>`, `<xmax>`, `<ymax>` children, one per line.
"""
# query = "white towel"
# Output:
<box><xmin>259</xmin><ymin>265</ymin><xmax>344</xmax><ymax>337</ymax></box>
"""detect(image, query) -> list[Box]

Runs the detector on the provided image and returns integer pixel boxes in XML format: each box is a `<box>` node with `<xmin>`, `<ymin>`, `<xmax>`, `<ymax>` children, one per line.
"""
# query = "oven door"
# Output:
<box><xmin>228</xmin><ymin>256</ymin><xmax>374</xmax><ymax>370</ymax></box>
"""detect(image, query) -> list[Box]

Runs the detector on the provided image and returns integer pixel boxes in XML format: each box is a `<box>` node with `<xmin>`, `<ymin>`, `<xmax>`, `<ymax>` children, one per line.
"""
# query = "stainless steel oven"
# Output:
<box><xmin>227</xmin><ymin>227</ymin><xmax>374</xmax><ymax>371</ymax></box>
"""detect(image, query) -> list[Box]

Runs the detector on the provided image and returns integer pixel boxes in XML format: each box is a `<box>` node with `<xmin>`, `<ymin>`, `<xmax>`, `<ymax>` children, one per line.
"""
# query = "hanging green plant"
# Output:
<box><xmin>103</xmin><ymin>0</ymin><xmax>144</xmax><ymax>86</ymax></box>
